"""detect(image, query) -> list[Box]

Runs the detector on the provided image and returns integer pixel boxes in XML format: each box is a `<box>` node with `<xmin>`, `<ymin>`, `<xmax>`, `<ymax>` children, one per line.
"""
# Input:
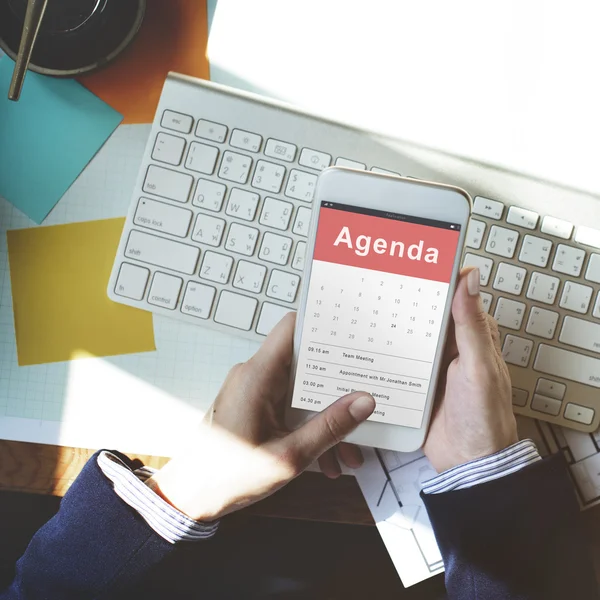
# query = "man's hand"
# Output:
<box><xmin>424</xmin><ymin>267</ymin><xmax>518</xmax><ymax>473</ymax></box>
<box><xmin>148</xmin><ymin>312</ymin><xmax>375</xmax><ymax>521</ymax></box>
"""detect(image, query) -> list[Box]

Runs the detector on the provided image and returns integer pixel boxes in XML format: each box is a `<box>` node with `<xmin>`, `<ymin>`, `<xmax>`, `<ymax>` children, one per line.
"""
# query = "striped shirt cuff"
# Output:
<box><xmin>97</xmin><ymin>451</ymin><xmax>219</xmax><ymax>544</ymax></box>
<box><xmin>422</xmin><ymin>439</ymin><xmax>541</xmax><ymax>495</ymax></box>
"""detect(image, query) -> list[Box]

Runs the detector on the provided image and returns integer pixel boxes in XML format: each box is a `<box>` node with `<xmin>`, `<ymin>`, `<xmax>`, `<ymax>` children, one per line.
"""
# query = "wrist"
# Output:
<box><xmin>427</xmin><ymin>431</ymin><xmax>519</xmax><ymax>473</ymax></box>
<box><xmin>148</xmin><ymin>464</ymin><xmax>222</xmax><ymax>522</ymax></box>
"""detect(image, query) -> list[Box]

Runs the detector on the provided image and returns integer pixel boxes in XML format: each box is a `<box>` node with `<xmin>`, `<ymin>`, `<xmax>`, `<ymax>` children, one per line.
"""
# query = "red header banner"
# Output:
<box><xmin>313</xmin><ymin>207</ymin><xmax>460</xmax><ymax>283</ymax></box>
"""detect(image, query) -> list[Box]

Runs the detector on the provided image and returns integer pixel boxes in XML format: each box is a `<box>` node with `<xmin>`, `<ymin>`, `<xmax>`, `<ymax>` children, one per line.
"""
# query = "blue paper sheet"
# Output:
<box><xmin>0</xmin><ymin>58</ymin><xmax>123</xmax><ymax>223</ymax></box>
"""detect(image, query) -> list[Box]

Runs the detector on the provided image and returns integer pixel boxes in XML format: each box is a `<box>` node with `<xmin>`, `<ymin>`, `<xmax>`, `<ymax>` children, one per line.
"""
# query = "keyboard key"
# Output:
<box><xmin>134</xmin><ymin>198</ymin><xmax>192</xmax><ymax>238</ymax></box>
<box><xmin>518</xmin><ymin>234</ymin><xmax>552</xmax><ymax>268</ymax></box>
<box><xmin>595</xmin><ymin>293</ymin><xmax>600</xmax><ymax>319</ymax></box>
<box><xmin>462</xmin><ymin>254</ymin><xmax>494</xmax><ymax>286</ymax></box>
<box><xmin>233</xmin><ymin>260</ymin><xmax>267</xmax><ymax>293</ymax></box>
<box><xmin>114</xmin><ymin>263</ymin><xmax>150</xmax><ymax>300</ymax></box>
<box><xmin>125</xmin><ymin>230</ymin><xmax>199</xmax><ymax>274</ymax></box>
<box><xmin>180</xmin><ymin>282</ymin><xmax>215</xmax><ymax>319</ymax></box>
<box><xmin>585</xmin><ymin>253</ymin><xmax>600</xmax><ymax>283</ymax></box>
<box><xmin>512</xmin><ymin>388</ymin><xmax>528</xmax><ymax>407</ymax></box>
<box><xmin>506</xmin><ymin>206</ymin><xmax>539</xmax><ymax>229</ymax></box>
<box><xmin>266</xmin><ymin>270</ymin><xmax>300</xmax><ymax>303</ymax></box>
<box><xmin>502</xmin><ymin>334</ymin><xmax>533</xmax><ymax>366</ymax></box>
<box><xmin>534</xmin><ymin>344</ymin><xmax>600</xmax><ymax>389</ymax></box>
<box><xmin>252</xmin><ymin>160</ymin><xmax>286</xmax><ymax>193</ymax></box>
<box><xmin>219</xmin><ymin>150</ymin><xmax>252</xmax><ymax>183</ymax></box>
<box><xmin>161</xmin><ymin>110</ymin><xmax>193</xmax><ymax>134</ymax></box>
<box><xmin>143</xmin><ymin>165</ymin><xmax>193</xmax><ymax>203</ymax></box>
<box><xmin>226</xmin><ymin>188</ymin><xmax>259</xmax><ymax>221</ymax></box>
<box><xmin>531</xmin><ymin>394</ymin><xmax>562</xmax><ymax>416</ymax></box>
<box><xmin>371</xmin><ymin>167</ymin><xmax>400</xmax><ymax>176</ymax></box>
<box><xmin>559</xmin><ymin>316</ymin><xmax>600</xmax><ymax>353</ymax></box>
<box><xmin>480</xmin><ymin>292</ymin><xmax>493</xmax><ymax>313</ymax></box>
<box><xmin>564</xmin><ymin>403</ymin><xmax>595</xmax><ymax>426</ymax></box>
<box><xmin>148</xmin><ymin>272</ymin><xmax>183</xmax><ymax>310</ymax></box>
<box><xmin>230</xmin><ymin>129</ymin><xmax>262</xmax><ymax>152</ymax></box>
<box><xmin>264</xmin><ymin>138</ymin><xmax>297</xmax><ymax>162</ymax></box>
<box><xmin>541</xmin><ymin>216</ymin><xmax>573</xmax><ymax>239</ymax></box>
<box><xmin>292</xmin><ymin>206</ymin><xmax>312</xmax><ymax>237</ymax></box>
<box><xmin>152</xmin><ymin>132</ymin><xmax>186</xmax><ymax>166</ymax></box>
<box><xmin>535</xmin><ymin>378</ymin><xmax>566</xmax><ymax>400</ymax></box>
<box><xmin>299</xmin><ymin>148</ymin><xmax>331</xmax><ymax>170</ymax></box>
<box><xmin>200</xmin><ymin>251</ymin><xmax>234</xmax><ymax>284</ymax></box>
<box><xmin>285</xmin><ymin>169</ymin><xmax>317</xmax><ymax>202</ymax></box>
<box><xmin>485</xmin><ymin>225</ymin><xmax>519</xmax><ymax>258</ymax></box>
<box><xmin>191</xmin><ymin>213</ymin><xmax>226</xmax><ymax>247</ymax></box>
<box><xmin>256</xmin><ymin>302</ymin><xmax>294</xmax><ymax>336</ymax></box>
<box><xmin>292</xmin><ymin>241</ymin><xmax>307</xmax><ymax>271</ymax></box>
<box><xmin>195</xmin><ymin>119</ymin><xmax>227</xmax><ymax>143</ymax></box>
<box><xmin>473</xmin><ymin>196</ymin><xmax>504</xmax><ymax>219</ymax></box>
<box><xmin>575</xmin><ymin>226</ymin><xmax>600</xmax><ymax>249</ymax></box>
<box><xmin>559</xmin><ymin>281</ymin><xmax>593</xmax><ymax>314</ymax></box>
<box><xmin>335</xmin><ymin>157</ymin><xmax>366</xmax><ymax>170</ymax></box>
<box><xmin>260</xmin><ymin>197</ymin><xmax>293</xmax><ymax>231</ymax></box>
<box><xmin>552</xmin><ymin>244</ymin><xmax>586</xmax><ymax>276</ymax></box>
<box><xmin>193</xmin><ymin>179</ymin><xmax>226</xmax><ymax>212</ymax></box>
<box><xmin>214</xmin><ymin>290</ymin><xmax>258</xmax><ymax>331</ymax></box>
<box><xmin>465</xmin><ymin>219</ymin><xmax>486</xmax><ymax>249</ymax></box>
<box><xmin>493</xmin><ymin>262</ymin><xmax>526</xmax><ymax>295</ymax></box>
<box><xmin>525</xmin><ymin>307</ymin><xmax>559</xmax><ymax>340</ymax></box>
<box><xmin>526</xmin><ymin>272</ymin><xmax>560</xmax><ymax>304</ymax></box>
<box><xmin>226</xmin><ymin>223</ymin><xmax>259</xmax><ymax>256</ymax></box>
<box><xmin>185</xmin><ymin>142</ymin><xmax>219</xmax><ymax>174</ymax></box>
<box><xmin>494</xmin><ymin>298</ymin><xmax>526</xmax><ymax>330</ymax></box>
<box><xmin>259</xmin><ymin>232</ymin><xmax>292</xmax><ymax>265</ymax></box>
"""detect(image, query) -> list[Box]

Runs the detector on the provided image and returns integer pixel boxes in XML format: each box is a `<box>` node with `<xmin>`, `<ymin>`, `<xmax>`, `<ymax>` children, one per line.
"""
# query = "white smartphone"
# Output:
<box><xmin>285</xmin><ymin>168</ymin><xmax>471</xmax><ymax>452</ymax></box>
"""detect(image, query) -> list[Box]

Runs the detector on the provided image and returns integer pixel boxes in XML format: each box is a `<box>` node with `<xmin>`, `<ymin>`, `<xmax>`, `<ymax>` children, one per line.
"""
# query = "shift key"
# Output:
<box><xmin>534</xmin><ymin>344</ymin><xmax>600</xmax><ymax>388</ymax></box>
<box><xmin>125</xmin><ymin>230</ymin><xmax>199</xmax><ymax>274</ymax></box>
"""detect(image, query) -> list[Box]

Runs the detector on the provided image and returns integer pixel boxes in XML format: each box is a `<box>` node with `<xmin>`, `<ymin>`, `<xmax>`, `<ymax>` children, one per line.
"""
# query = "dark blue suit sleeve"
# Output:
<box><xmin>0</xmin><ymin>451</ymin><xmax>175</xmax><ymax>600</ymax></box>
<box><xmin>422</xmin><ymin>454</ymin><xmax>599</xmax><ymax>599</ymax></box>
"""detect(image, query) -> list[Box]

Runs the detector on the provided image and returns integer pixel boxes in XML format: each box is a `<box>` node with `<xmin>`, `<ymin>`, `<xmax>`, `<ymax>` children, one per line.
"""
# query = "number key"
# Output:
<box><xmin>219</xmin><ymin>151</ymin><xmax>252</xmax><ymax>184</ymax></box>
<box><xmin>552</xmin><ymin>244</ymin><xmax>586</xmax><ymax>277</ymax></box>
<box><xmin>485</xmin><ymin>225</ymin><xmax>519</xmax><ymax>258</ymax></box>
<box><xmin>252</xmin><ymin>160</ymin><xmax>286</xmax><ymax>193</ymax></box>
<box><xmin>285</xmin><ymin>169</ymin><xmax>317</xmax><ymax>202</ymax></box>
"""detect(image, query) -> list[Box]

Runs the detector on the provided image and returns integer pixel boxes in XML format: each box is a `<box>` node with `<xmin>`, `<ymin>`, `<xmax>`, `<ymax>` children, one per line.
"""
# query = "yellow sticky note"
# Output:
<box><xmin>7</xmin><ymin>218</ymin><xmax>156</xmax><ymax>366</ymax></box>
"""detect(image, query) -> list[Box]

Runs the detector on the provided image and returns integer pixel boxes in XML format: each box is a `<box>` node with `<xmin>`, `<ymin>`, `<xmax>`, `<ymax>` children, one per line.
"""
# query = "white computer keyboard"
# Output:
<box><xmin>108</xmin><ymin>73</ymin><xmax>600</xmax><ymax>434</ymax></box>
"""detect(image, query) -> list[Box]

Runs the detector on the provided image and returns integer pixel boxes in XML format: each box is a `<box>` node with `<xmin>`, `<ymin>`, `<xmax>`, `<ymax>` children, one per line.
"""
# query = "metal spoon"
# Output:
<box><xmin>8</xmin><ymin>0</ymin><xmax>49</xmax><ymax>101</ymax></box>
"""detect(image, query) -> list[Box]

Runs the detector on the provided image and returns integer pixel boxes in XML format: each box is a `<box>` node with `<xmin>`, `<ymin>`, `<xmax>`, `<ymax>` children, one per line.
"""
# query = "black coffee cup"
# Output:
<box><xmin>0</xmin><ymin>0</ymin><xmax>146</xmax><ymax>77</ymax></box>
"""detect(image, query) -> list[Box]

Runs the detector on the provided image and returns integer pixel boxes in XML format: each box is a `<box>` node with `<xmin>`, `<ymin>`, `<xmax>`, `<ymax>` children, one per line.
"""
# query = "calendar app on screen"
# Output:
<box><xmin>292</xmin><ymin>202</ymin><xmax>461</xmax><ymax>429</ymax></box>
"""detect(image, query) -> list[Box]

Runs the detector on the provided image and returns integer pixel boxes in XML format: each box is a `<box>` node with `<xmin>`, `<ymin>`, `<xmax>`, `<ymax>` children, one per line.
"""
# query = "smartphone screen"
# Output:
<box><xmin>291</xmin><ymin>201</ymin><xmax>462</xmax><ymax>429</ymax></box>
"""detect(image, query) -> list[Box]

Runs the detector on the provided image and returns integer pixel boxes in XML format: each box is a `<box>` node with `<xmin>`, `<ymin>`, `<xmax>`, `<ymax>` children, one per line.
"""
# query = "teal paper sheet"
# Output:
<box><xmin>0</xmin><ymin>58</ymin><xmax>123</xmax><ymax>223</ymax></box>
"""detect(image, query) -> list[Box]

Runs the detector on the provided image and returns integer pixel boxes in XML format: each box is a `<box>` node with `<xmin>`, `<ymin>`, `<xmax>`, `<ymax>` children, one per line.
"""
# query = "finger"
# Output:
<box><xmin>451</xmin><ymin>267</ymin><xmax>494</xmax><ymax>367</ymax></box>
<box><xmin>337</xmin><ymin>442</ymin><xmax>364</xmax><ymax>469</ymax></box>
<box><xmin>251</xmin><ymin>311</ymin><xmax>296</xmax><ymax>370</ymax></box>
<box><xmin>318</xmin><ymin>448</ymin><xmax>342</xmax><ymax>479</ymax></box>
<box><xmin>277</xmin><ymin>392</ymin><xmax>375</xmax><ymax>472</ymax></box>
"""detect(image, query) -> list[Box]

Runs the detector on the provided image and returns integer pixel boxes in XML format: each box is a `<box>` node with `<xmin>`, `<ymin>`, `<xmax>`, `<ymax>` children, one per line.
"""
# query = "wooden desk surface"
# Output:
<box><xmin>0</xmin><ymin>440</ymin><xmax>373</xmax><ymax>525</ymax></box>
<box><xmin>3</xmin><ymin>439</ymin><xmax>600</xmax><ymax>582</ymax></box>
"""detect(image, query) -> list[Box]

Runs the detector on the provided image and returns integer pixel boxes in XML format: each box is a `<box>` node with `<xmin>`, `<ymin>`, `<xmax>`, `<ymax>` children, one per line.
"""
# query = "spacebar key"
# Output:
<box><xmin>534</xmin><ymin>344</ymin><xmax>600</xmax><ymax>388</ymax></box>
<box><xmin>125</xmin><ymin>230</ymin><xmax>199</xmax><ymax>274</ymax></box>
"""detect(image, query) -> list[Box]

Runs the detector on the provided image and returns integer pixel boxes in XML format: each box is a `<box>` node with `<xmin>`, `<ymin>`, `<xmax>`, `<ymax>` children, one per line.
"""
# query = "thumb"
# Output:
<box><xmin>279</xmin><ymin>392</ymin><xmax>375</xmax><ymax>471</ymax></box>
<box><xmin>452</xmin><ymin>267</ymin><xmax>494</xmax><ymax>366</ymax></box>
